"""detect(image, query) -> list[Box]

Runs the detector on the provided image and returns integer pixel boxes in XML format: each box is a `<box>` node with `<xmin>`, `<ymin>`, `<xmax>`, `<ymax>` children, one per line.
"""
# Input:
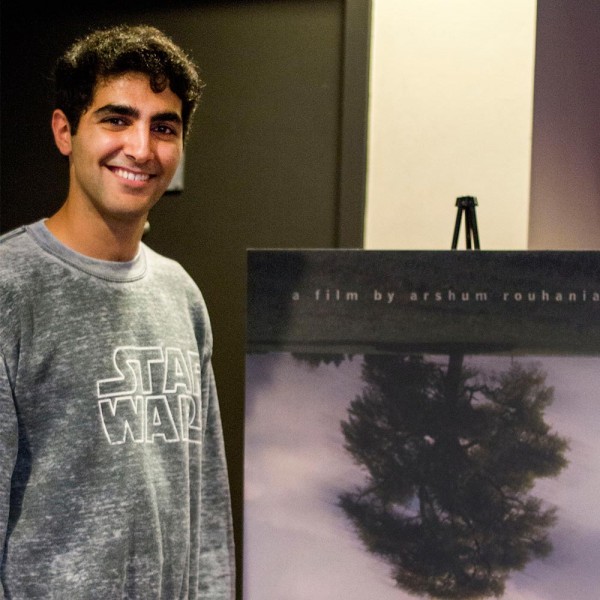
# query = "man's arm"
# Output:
<box><xmin>0</xmin><ymin>350</ymin><xmax>19</xmax><ymax>594</ymax></box>
<box><xmin>198</xmin><ymin>361</ymin><xmax>236</xmax><ymax>600</ymax></box>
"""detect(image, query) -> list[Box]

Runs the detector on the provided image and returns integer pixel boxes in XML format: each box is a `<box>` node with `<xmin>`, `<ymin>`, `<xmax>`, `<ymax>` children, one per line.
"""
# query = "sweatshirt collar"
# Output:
<box><xmin>27</xmin><ymin>219</ymin><xmax>148</xmax><ymax>282</ymax></box>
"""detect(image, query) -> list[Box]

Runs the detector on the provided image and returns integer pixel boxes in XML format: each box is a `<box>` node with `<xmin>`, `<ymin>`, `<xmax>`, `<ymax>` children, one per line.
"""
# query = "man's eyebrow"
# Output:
<box><xmin>93</xmin><ymin>104</ymin><xmax>139</xmax><ymax>118</ymax></box>
<box><xmin>151</xmin><ymin>111</ymin><xmax>182</xmax><ymax>124</ymax></box>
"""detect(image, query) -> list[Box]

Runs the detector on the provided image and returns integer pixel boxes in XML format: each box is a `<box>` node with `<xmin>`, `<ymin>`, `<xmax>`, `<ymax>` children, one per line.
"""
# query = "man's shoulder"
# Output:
<box><xmin>0</xmin><ymin>224</ymin><xmax>28</xmax><ymax>250</ymax></box>
<box><xmin>0</xmin><ymin>224</ymin><xmax>46</xmax><ymax>288</ymax></box>
<box><xmin>144</xmin><ymin>244</ymin><xmax>195</xmax><ymax>283</ymax></box>
<box><xmin>0</xmin><ymin>225</ymin><xmax>36</xmax><ymax>268</ymax></box>
<box><xmin>143</xmin><ymin>244</ymin><xmax>206</xmax><ymax>304</ymax></box>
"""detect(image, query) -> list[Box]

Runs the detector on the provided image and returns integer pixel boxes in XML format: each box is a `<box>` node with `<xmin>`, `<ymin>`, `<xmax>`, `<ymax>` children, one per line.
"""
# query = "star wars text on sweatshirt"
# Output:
<box><xmin>96</xmin><ymin>346</ymin><xmax>202</xmax><ymax>445</ymax></box>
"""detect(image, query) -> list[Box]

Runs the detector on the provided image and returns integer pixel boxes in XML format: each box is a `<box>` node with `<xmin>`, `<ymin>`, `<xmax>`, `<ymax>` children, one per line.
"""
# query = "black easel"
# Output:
<box><xmin>451</xmin><ymin>196</ymin><xmax>480</xmax><ymax>249</ymax></box>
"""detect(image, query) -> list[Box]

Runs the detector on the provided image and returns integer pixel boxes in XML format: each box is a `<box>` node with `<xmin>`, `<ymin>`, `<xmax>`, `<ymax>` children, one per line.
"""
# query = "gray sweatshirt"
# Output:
<box><xmin>0</xmin><ymin>220</ymin><xmax>235</xmax><ymax>599</ymax></box>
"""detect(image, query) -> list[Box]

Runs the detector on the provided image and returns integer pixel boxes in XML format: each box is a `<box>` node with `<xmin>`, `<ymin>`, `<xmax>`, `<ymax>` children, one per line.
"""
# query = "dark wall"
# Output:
<box><xmin>1</xmin><ymin>2</ymin><xmax>371</xmax><ymax>597</ymax></box>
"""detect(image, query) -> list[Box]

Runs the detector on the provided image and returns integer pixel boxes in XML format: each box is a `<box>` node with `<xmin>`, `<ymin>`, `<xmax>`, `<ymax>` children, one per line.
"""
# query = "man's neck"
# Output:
<box><xmin>45</xmin><ymin>203</ymin><xmax>146</xmax><ymax>262</ymax></box>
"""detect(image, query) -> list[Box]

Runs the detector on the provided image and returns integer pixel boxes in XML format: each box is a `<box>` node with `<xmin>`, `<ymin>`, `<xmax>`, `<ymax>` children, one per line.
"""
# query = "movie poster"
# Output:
<box><xmin>244</xmin><ymin>250</ymin><xmax>600</xmax><ymax>599</ymax></box>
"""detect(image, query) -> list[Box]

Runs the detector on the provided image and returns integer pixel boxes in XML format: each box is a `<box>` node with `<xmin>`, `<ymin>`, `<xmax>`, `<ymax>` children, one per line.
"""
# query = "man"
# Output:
<box><xmin>0</xmin><ymin>24</ymin><xmax>235</xmax><ymax>598</ymax></box>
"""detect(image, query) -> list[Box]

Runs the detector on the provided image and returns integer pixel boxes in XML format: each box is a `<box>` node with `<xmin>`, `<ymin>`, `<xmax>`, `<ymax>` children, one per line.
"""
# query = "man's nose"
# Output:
<box><xmin>124</xmin><ymin>126</ymin><xmax>154</xmax><ymax>163</ymax></box>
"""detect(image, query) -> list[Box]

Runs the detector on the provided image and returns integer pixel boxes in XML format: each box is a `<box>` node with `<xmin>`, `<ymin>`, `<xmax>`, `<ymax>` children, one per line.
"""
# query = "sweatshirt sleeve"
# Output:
<box><xmin>197</xmin><ymin>358</ymin><xmax>236</xmax><ymax>599</ymax></box>
<box><xmin>0</xmin><ymin>350</ymin><xmax>19</xmax><ymax>591</ymax></box>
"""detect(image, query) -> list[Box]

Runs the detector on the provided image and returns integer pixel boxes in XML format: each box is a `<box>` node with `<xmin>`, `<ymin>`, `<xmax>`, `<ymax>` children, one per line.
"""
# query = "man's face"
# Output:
<box><xmin>65</xmin><ymin>73</ymin><xmax>184</xmax><ymax>225</ymax></box>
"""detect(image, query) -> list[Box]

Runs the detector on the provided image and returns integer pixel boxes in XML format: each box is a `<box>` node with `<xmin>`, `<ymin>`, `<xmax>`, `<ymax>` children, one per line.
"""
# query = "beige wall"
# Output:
<box><xmin>364</xmin><ymin>0</ymin><xmax>538</xmax><ymax>250</ymax></box>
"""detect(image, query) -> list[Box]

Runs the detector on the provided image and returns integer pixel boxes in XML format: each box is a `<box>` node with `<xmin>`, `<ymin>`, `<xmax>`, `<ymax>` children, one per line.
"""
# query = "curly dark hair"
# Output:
<box><xmin>53</xmin><ymin>24</ymin><xmax>203</xmax><ymax>142</ymax></box>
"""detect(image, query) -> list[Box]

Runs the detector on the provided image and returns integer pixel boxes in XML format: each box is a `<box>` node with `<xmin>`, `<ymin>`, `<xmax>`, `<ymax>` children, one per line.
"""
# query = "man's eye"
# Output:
<box><xmin>154</xmin><ymin>124</ymin><xmax>177</xmax><ymax>136</ymax></box>
<box><xmin>103</xmin><ymin>117</ymin><xmax>127</xmax><ymax>126</ymax></box>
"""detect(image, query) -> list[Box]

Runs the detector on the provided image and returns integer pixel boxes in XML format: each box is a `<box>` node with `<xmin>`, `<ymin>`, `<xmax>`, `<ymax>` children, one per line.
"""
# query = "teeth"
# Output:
<box><xmin>114</xmin><ymin>168</ymin><xmax>150</xmax><ymax>182</ymax></box>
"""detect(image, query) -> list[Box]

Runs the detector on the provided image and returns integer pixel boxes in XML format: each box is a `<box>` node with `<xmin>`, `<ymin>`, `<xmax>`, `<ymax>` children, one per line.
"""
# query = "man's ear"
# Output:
<box><xmin>52</xmin><ymin>109</ymin><xmax>73</xmax><ymax>156</ymax></box>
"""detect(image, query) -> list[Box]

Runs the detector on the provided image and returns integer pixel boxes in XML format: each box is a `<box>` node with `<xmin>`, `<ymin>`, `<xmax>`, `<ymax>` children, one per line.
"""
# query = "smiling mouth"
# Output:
<box><xmin>111</xmin><ymin>167</ymin><xmax>152</xmax><ymax>182</ymax></box>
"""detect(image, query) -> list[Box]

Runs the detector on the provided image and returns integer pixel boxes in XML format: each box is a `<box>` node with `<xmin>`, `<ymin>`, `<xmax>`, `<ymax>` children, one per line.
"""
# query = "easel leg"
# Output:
<box><xmin>451</xmin><ymin>208</ymin><xmax>464</xmax><ymax>250</ymax></box>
